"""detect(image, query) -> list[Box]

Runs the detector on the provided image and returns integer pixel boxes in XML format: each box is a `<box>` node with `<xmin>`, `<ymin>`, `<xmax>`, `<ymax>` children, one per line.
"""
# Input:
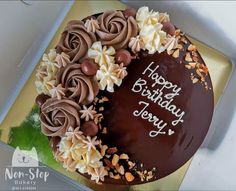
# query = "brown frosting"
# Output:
<box><xmin>56</xmin><ymin>20</ymin><xmax>97</xmax><ymax>63</ymax></box>
<box><xmin>96</xmin><ymin>10</ymin><xmax>138</xmax><ymax>50</ymax></box>
<box><xmin>56</xmin><ymin>63</ymin><xmax>99</xmax><ymax>105</ymax></box>
<box><xmin>40</xmin><ymin>98</ymin><xmax>81</xmax><ymax>136</ymax></box>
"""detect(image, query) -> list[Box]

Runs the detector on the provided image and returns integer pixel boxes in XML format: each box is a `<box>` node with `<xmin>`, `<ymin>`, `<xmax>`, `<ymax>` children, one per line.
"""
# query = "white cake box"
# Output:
<box><xmin>0</xmin><ymin>1</ymin><xmax>235</xmax><ymax>190</ymax></box>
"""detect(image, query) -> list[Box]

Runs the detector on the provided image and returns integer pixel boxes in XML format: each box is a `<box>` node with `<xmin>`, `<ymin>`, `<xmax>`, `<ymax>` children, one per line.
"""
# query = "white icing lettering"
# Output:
<box><xmin>133</xmin><ymin>101</ymin><xmax>167</xmax><ymax>137</ymax></box>
<box><xmin>132</xmin><ymin>61</ymin><xmax>186</xmax><ymax>138</ymax></box>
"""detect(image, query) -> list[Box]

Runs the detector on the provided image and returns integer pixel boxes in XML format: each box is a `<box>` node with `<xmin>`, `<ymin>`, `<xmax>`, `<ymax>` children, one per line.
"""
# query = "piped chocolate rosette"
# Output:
<box><xmin>35</xmin><ymin>7</ymin><xmax>211</xmax><ymax>184</ymax></box>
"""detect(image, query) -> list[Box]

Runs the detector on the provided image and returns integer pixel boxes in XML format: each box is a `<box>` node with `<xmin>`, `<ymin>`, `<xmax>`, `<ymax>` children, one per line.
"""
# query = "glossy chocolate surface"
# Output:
<box><xmin>99</xmin><ymin>40</ymin><xmax>214</xmax><ymax>185</ymax></box>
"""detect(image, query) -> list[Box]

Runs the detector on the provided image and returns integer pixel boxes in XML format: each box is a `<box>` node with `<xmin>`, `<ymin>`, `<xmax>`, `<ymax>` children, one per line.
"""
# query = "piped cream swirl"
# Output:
<box><xmin>96</xmin><ymin>10</ymin><xmax>138</xmax><ymax>50</ymax></box>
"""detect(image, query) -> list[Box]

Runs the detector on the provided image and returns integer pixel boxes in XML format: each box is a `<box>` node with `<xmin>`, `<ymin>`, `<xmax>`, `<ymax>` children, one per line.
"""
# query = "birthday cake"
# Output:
<box><xmin>35</xmin><ymin>6</ymin><xmax>214</xmax><ymax>185</ymax></box>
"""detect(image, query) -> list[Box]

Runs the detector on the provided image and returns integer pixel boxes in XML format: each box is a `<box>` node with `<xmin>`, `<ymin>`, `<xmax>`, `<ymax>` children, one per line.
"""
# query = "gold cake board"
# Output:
<box><xmin>0</xmin><ymin>1</ymin><xmax>232</xmax><ymax>190</ymax></box>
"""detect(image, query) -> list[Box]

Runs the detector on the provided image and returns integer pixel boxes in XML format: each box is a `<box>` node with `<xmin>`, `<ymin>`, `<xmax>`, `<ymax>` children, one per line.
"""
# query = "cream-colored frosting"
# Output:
<box><xmin>80</xmin><ymin>105</ymin><xmax>97</xmax><ymax>121</ymax></box>
<box><xmin>136</xmin><ymin>6</ymin><xmax>160</xmax><ymax>29</ymax></box>
<box><xmin>159</xmin><ymin>12</ymin><xmax>170</xmax><ymax>23</ymax></box>
<box><xmin>88</xmin><ymin>166</ymin><xmax>108</xmax><ymax>183</ymax></box>
<box><xmin>128</xmin><ymin>35</ymin><xmax>145</xmax><ymax>53</ymax></box>
<box><xmin>164</xmin><ymin>35</ymin><xmax>179</xmax><ymax>51</ymax></box>
<box><xmin>140</xmin><ymin>23</ymin><xmax>167</xmax><ymax>54</ymax></box>
<box><xmin>96</xmin><ymin>63</ymin><xmax>127</xmax><ymax>92</ymax></box>
<box><xmin>56</xmin><ymin>63</ymin><xmax>99</xmax><ymax>105</ymax></box>
<box><xmin>84</xmin><ymin>18</ymin><xmax>100</xmax><ymax>33</ymax></box>
<box><xmin>35</xmin><ymin>49</ymin><xmax>59</xmax><ymax>95</ymax></box>
<box><xmin>56</xmin><ymin>133</ymin><xmax>105</xmax><ymax>181</ymax></box>
<box><xmin>136</xmin><ymin>7</ymin><xmax>169</xmax><ymax>54</ymax></box>
<box><xmin>96</xmin><ymin>10</ymin><xmax>138</xmax><ymax>50</ymax></box>
<box><xmin>40</xmin><ymin>98</ymin><xmax>81</xmax><ymax>137</ymax></box>
<box><xmin>88</xmin><ymin>41</ymin><xmax>115</xmax><ymax>67</ymax></box>
<box><xmin>113</xmin><ymin>63</ymin><xmax>128</xmax><ymax>79</ymax></box>
<box><xmin>56</xmin><ymin>20</ymin><xmax>97</xmax><ymax>63</ymax></box>
<box><xmin>65</xmin><ymin>126</ymin><xmax>83</xmax><ymax>144</ymax></box>
<box><xmin>49</xmin><ymin>84</ymin><xmax>65</xmax><ymax>100</ymax></box>
<box><xmin>55</xmin><ymin>52</ymin><xmax>71</xmax><ymax>68</ymax></box>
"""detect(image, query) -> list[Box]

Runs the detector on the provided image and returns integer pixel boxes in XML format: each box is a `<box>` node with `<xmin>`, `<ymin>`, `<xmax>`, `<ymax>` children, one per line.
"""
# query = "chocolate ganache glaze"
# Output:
<box><xmin>99</xmin><ymin>38</ymin><xmax>214</xmax><ymax>184</ymax></box>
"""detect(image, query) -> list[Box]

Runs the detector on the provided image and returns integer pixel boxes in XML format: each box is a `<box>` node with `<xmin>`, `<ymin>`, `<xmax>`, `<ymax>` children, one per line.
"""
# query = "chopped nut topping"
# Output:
<box><xmin>128</xmin><ymin>161</ymin><xmax>136</xmax><ymax>169</ymax></box>
<box><xmin>101</xmin><ymin>145</ymin><xmax>108</xmax><ymax>156</ymax></box>
<box><xmin>185</xmin><ymin>52</ymin><xmax>192</xmax><ymax>62</ymax></box>
<box><xmin>117</xmin><ymin>165</ymin><xmax>125</xmax><ymax>175</ymax></box>
<box><xmin>192</xmin><ymin>78</ymin><xmax>199</xmax><ymax>84</ymax></box>
<box><xmin>112</xmin><ymin>154</ymin><xmax>119</xmax><ymax>166</ymax></box>
<box><xmin>167</xmin><ymin>49</ymin><xmax>174</xmax><ymax>55</ymax></box>
<box><xmin>94</xmin><ymin>113</ymin><xmax>103</xmax><ymax>124</ymax></box>
<box><xmin>125</xmin><ymin>172</ymin><xmax>135</xmax><ymax>182</ymax></box>
<box><xmin>185</xmin><ymin>65</ymin><xmax>192</xmax><ymax>69</ymax></box>
<box><xmin>102</xmin><ymin>96</ymin><xmax>109</xmax><ymax>102</ymax></box>
<box><xmin>189</xmin><ymin>62</ymin><xmax>197</xmax><ymax>68</ymax></box>
<box><xmin>188</xmin><ymin>44</ymin><xmax>197</xmax><ymax>51</ymax></box>
<box><xmin>107</xmin><ymin>147</ymin><xmax>118</xmax><ymax>155</ymax></box>
<box><xmin>181</xmin><ymin>37</ymin><xmax>188</xmax><ymax>44</ymax></box>
<box><xmin>109</xmin><ymin>172</ymin><xmax>114</xmax><ymax>178</ymax></box>
<box><xmin>104</xmin><ymin>158</ymin><xmax>114</xmax><ymax>169</ymax></box>
<box><xmin>146</xmin><ymin>171</ymin><xmax>154</xmax><ymax>181</ymax></box>
<box><xmin>120</xmin><ymin>153</ymin><xmax>129</xmax><ymax>160</ymax></box>
<box><xmin>102</xmin><ymin>127</ymin><xmax>107</xmax><ymax>134</ymax></box>
<box><xmin>94</xmin><ymin>97</ymin><xmax>99</xmax><ymax>103</ymax></box>
<box><xmin>192</xmin><ymin>56</ymin><xmax>198</xmax><ymax>62</ymax></box>
<box><xmin>177</xmin><ymin>44</ymin><xmax>183</xmax><ymax>50</ymax></box>
<box><xmin>172</xmin><ymin>49</ymin><xmax>179</xmax><ymax>58</ymax></box>
<box><xmin>99</xmin><ymin>107</ymin><xmax>104</xmax><ymax>111</ymax></box>
<box><xmin>113</xmin><ymin>174</ymin><xmax>121</xmax><ymax>180</ymax></box>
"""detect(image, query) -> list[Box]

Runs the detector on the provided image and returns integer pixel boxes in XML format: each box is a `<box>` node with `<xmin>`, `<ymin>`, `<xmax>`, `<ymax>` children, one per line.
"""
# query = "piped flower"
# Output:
<box><xmin>65</xmin><ymin>126</ymin><xmax>83</xmax><ymax>144</ymax></box>
<box><xmin>80</xmin><ymin>105</ymin><xmax>97</xmax><ymax>121</ymax></box>
<box><xmin>128</xmin><ymin>35</ymin><xmax>145</xmax><ymax>53</ymax></box>
<box><xmin>164</xmin><ymin>35</ymin><xmax>178</xmax><ymax>51</ymax></box>
<box><xmin>136</xmin><ymin>6</ymin><xmax>160</xmax><ymax>29</ymax></box>
<box><xmin>88</xmin><ymin>41</ymin><xmax>115</xmax><ymax>67</ymax></box>
<box><xmin>82</xmin><ymin>136</ymin><xmax>100</xmax><ymax>152</ymax></box>
<box><xmin>49</xmin><ymin>84</ymin><xmax>65</xmax><ymax>100</ymax></box>
<box><xmin>55</xmin><ymin>52</ymin><xmax>71</xmax><ymax>68</ymax></box>
<box><xmin>140</xmin><ymin>23</ymin><xmax>167</xmax><ymax>54</ymax></box>
<box><xmin>35</xmin><ymin>49</ymin><xmax>60</xmax><ymax>95</ymax></box>
<box><xmin>96</xmin><ymin>63</ymin><xmax>127</xmax><ymax>92</ymax></box>
<box><xmin>89</xmin><ymin>166</ymin><xmax>108</xmax><ymax>183</ymax></box>
<box><xmin>84</xmin><ymin>18</ymin><xmax>100</xmax><ymax>33</ymax></box>
<box><xmin>159</xmin><ymin>12</ymin><xmax>170</xmax><ymax>23</ymax></box>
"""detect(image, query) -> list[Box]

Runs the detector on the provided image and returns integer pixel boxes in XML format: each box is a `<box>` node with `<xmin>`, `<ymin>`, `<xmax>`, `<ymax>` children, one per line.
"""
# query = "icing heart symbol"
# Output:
<box><xmin>168</xmin><ymin>129</ymin><xmax>175</xmax><ymax>136</ymax></box>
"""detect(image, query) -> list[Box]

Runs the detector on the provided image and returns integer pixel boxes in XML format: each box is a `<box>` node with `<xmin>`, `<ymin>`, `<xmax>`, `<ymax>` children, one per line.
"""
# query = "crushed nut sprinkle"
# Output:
<box><xmin>172</xmin><ymin>49</ymin><xmax>179</xmax><ymax>58</ymax></box>
<box><xmin>180</xmin><ymin>37</ymin><xmax>188</xmax><ymax>44</ymax></box>
<box><xmin>185</xmin><ymin>52</ymin><xmax>192</xmax><ymax>62</ymax></box>
<box><xmin>128</xmin><ymin>161</ymin><xmax>136</xmax><ymax>169</ymax></box>
<box><xmin>107</xmin><ymin>147</ymin><xmax>118</xmax><ymax>154</ymax></box>
<box><xmin>113</xmin><ymin>174</ymin><xmax>121</xmax><ymax>180</ymax></box>
<box><xmin>117</xmin><ymin>165</ymin><xmax>125</xmax><ymax>175</ymax></box>
<box><xmin>101</xmin><ymin>127</ymin><xmax>107</xmax><ymax>134</ymax></box>
<box><xmin>167</xmin><ymin>49</ymin><xmax>174</xmax><ymax>55</ymax></box>
<box><xmin>125</xmin><ymin>172</ymin><xmax>135</xmax><ymax>182</ymax></box>
<box><xmin>104</xmin><ymin>158</ymin><xmax>114</xmax><ymax>169</ymax></box>
<box><xmin>112</xmin><ymin>154</ymin><xmax>120</xmax><ymax>166</ymax></box>
<box><xmin>101</xmin><ymin>145</ymin><xmax>108</xmax><ymax>156</ymax></box>
<box><xmin>120</xmin><ymin>153</ymin><xmax>129</xmax><ymax>160</ymax></box>
<box><xmin>188</xmin><ymin>44</ymin><xmax>197</xmax><ymax>51</ymax></box>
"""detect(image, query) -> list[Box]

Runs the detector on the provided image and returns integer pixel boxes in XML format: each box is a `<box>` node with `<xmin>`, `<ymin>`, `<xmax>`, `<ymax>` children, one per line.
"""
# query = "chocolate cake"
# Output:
<box><xmin>35</xmin><ymin>6</ymin><xmax>213</xmax><ymax>185</ymax></box>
